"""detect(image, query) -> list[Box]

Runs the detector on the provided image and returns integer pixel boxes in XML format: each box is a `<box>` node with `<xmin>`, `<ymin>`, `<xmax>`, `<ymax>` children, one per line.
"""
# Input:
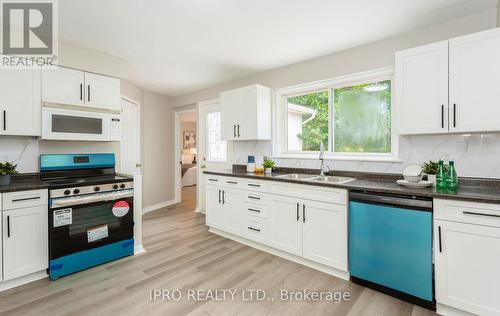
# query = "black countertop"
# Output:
<box><xmin>0</xmin><ymin>173</ymin><xmax>134</xmax><ymax>193</ymax></box>
<box><xmin>204</xmin><ymin>168</ymin><xmax>500</xmax><ymax>204</ymax></box>
<box><xmin>0</xmin><ymin>174</ymin><xmax>49</xmax><ymax>193</ymax></box>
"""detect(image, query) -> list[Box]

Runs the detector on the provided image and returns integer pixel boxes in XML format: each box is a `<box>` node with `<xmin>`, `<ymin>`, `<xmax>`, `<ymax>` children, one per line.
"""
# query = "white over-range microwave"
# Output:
<box><xmin>42</xmin><ymin>106</ymin><xmax>121</xmax><ymax>141</ymax></box>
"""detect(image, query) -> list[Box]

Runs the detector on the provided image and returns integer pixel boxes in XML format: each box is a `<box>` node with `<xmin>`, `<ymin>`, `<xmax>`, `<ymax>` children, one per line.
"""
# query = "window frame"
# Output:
<box><xmin>273</xmin><ymin>67</ymin><xmax>400</xmax><ymax>162</ymax></box>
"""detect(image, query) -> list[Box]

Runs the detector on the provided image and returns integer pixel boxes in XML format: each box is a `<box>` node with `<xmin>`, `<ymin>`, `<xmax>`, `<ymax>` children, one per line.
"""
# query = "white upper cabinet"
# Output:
<box><xmin>42</xmin><ymin>67</ymin><xmax>121</xmax><ymax>111</ymax></box>
<box><xmin>396</xmin><ymin>27</ymin><xmax>500</xmax><ymax>135</ymax></box>
<box><xmin>449</xmin><ymin>28</ymin><xmax>500</xmax><ymax>133</ymax></box>
<box><xmin>42</xmin><ymin>67</ymin><xmax>85</xmax><ymax>106</ymax></box>
<box><xmin>395</xmin><ymin>41</ymin><xmax>449</xmax><ymax>135</ymax></box>
<box><xmin>0</xmin><ymin>67</ymin><xmax>42</xmax><ymax>136</ymax></box>
<box><xmin>84</xmin><ymin>72</ymin><xmax>121</xmax><ymax>110</ymax></box>
<box><xmin>221</xmin><ymin>84</ymin><xmax>271</xmax><ymax>141</ymax></box>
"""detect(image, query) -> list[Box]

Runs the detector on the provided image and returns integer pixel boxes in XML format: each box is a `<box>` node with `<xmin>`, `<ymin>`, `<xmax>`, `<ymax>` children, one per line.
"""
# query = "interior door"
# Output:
<box><xmin>449</xmin><ymin>28</ymin><xmax>500</xmax><ymax>133</ymax></box>
<box><xmin>302</xmin><ymin>200</ymin><xmax>347</xmax><ymax>270</ymax></box>
<box><xmin>198</xmin><ymin>100</ymin><xmax>231</xmax><ymax>213</ymax></box>
<box><xmin>42</xmin><ymin>67</ymin><xmax>85</xmax><ymax>106</ymax></box>
<box><xmin>269</xmin><ymin>195</ymin><xmax>303</xmax><ymax>256</ymax></box>
<box><xmin>395</xmin><ymin>41</ymin><xmax>449</xmax><ymax>134</ymax></box>
<box><xmin>84</xmin><ymin>72</ymin><xmax>121</xmax><ymax>110</ymax></box>
<box><xmin>434</xmin><ymin>220</ymin><xmax>500</xmax><ymax>315</ymax></box>
<box><xmin>119</xmin><ymin>98</ymin><xmax>142</xmax><ymax>252</ymax></box>
<box><xmin>0</xmin><ymin>66</ymin><xmax>41</xmax><ymax>136</ymax></box>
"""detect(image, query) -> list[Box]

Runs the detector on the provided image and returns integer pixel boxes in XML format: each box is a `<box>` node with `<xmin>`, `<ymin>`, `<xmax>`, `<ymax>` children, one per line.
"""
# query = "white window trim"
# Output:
<box><xmin>273</xmin><ymin>67</ymin><xmax>400</xmax><ymax>162</ymax></box>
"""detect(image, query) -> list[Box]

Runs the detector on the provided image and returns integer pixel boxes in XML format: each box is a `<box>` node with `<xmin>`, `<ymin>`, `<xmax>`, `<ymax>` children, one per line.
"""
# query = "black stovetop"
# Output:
<box><xmin>43</xmin><ymin>174</ymin><xmax>133</xmax><ymax>189</ymax></box>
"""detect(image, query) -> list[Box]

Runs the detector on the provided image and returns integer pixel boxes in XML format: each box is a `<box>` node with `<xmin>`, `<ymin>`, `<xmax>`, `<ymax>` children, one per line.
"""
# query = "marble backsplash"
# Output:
<box><xmin>231</xmin><ymin>133</ymin><xmax>500</xmax><ymax>179</ymax></box>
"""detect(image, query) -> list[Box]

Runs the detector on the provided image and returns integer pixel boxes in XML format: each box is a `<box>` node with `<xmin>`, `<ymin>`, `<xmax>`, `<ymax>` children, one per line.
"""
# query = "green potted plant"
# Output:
<box><xmin>421</xmin><ymin>160</ymin><xmax>439</xmax><ymax>184</ymax></box>
<box><xmin>0</xmin><ymin>161</ymin><xmax>18</xmax><ymax>186</ymax></box>
<box><xmin>263</xmin><ymin>159</ymin><xmax>276</xmax><ymax>175</ymax></box>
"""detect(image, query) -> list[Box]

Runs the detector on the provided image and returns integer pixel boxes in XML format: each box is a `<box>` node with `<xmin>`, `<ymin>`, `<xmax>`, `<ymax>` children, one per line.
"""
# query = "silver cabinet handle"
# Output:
<box><xmin>237</xmin><ymin>124</ymin><xmax>240</xmax><ymax>137</ymax></box>
<box><xmin>233</xmin><ymin>124</ymin><xmax>236</xmax><ymax>138</ymax></box>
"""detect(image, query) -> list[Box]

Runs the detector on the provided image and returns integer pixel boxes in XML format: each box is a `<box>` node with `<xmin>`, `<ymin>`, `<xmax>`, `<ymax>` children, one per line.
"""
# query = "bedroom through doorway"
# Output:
<box><xmin>175</xmin><ymin>109</ymin><xmax>198</xmax><ymax>210</ymax></box>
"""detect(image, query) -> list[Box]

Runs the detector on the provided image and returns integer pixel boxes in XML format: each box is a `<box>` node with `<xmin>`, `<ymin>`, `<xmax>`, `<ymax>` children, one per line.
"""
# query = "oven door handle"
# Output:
<box><xmin>51</xmin><ymin>189</ymin><xmax>134</xmax><ymax>208</ymax></box>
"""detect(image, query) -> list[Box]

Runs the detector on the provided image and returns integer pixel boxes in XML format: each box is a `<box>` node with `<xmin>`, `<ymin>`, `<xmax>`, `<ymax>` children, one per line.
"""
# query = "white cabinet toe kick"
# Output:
<box><xmin>205</xmin><ymin>175</ymin><xmax>349</xmax><ymax>280</ymax></box>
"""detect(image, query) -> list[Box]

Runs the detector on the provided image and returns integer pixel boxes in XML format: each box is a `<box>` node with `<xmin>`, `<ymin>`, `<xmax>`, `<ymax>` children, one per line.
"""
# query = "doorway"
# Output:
<box><xmin>174</xmin><ymin>109</ymin><xmax>198</xmax><ymax>210</ymax></box>
<box><xmin>197</xmin><ymin>99</ymin><xmax>232</xmax><ymax>213</ymax></box>
<box><xmin>119</xmin><ymin>96</ymin><xmax>144</xmax><ymax>254</ymax></box>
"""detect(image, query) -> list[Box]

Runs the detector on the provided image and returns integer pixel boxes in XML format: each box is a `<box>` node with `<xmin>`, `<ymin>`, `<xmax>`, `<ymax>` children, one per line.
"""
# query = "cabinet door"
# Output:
<box><xmin>269</xmin><ymin>195</ymin><xmax>302</xmax><ymax>256</ymax></box>
<box><xmin>84</xmin><ymin>72</ymin><xmax>121</xmax><ymax>110</ymax></box>
<box><xmin>237</xmin><ymin>86</ymin><xmax>258</xmax><ymax>140</ymax></box>
<box><xmin>223</xmin><ymin>188</ymin><xmax>244</xmax><ymax>235</ymax></box>
<box><xmin>434</xmin><ymin>220</ymin><xmax>500</xmax><ymax>315</ymax></box>
<box><xmin>302</xmin><ymin>200</ymin><xmax>347</xmax><ymax>271</ymax></box>
<box><xmin>0</xmin><ymin>67</ymin><xmax>42</xmax><ymax>136</ymax></box>
<box><xmin>42</xmin><ymin>67</ymin><xmax>85</xmax><ymax>106</ymax></box>
<box><xmin>206</xmin><ymin>185</ymin><xmax>225</xmax><ymax>229</ymax></box>
<box><xmin>3</xmin><ymin>206</ymin><xmax>48</xmax><ymax>281</ymax></box>
<box><xmin>220</xmin><ymin>90</ymin><xmax>240</xmax><ymax>140</ymax></box>
<box><xmin>449</xmin><ymin>28</ymin><xmax>500</xmax><ymax>133</ymax></box>
<box><xmin>395</xmin><ymin>41</ymin><xmax>449</xmax><ymax>135</ymax></box>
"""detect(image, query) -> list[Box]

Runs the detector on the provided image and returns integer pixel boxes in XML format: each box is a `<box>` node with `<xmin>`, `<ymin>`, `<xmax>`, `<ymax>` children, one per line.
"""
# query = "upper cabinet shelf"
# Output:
<box><xmin>396</xmin><ymin>27</ymin><xmax>500</xmax><ymax>135</ymax></box>
<box><xmin>220</xmin><ymin>84</ymin><xmax>271</xmax><ymax>141</ymax></box>
<box><xmin>42</xmin><ymin>67</ymin><xmax>121</xmax><ymax>111</ymax></box>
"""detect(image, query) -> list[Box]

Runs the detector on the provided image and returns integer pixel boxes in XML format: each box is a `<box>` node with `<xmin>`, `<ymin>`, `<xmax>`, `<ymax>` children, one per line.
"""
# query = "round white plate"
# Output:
<box><xmin>396</xmin><ymin>179</ymin><xmax>433</xmax><ymax>188</ymax></box>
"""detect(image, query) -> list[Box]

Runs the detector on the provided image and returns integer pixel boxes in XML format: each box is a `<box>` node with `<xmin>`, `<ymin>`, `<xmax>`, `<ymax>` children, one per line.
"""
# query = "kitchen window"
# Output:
<box><xmin>275</xmin><ymin>68</ymin><xmax>398</xmax><ymax>161</ymax></box>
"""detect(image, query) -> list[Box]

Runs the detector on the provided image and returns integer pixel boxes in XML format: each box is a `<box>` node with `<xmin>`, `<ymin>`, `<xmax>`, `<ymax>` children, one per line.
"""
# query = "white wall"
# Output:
<box><xmin>173</xmin><ymin>9</ymin><xmax>500</xmax><ymax>178</ymax></box>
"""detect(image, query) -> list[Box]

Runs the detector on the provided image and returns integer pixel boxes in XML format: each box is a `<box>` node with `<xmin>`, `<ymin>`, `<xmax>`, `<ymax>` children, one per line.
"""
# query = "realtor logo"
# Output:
<box><xmin>1</xmin><ymin>0</ymin><xmax>58</xmax><ymax>68</ymax></box>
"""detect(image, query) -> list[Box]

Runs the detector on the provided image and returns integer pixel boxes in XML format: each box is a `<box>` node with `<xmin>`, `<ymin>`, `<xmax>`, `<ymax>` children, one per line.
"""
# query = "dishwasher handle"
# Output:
<box><xmin>350</xmin><ymin>191</ymin><xmax>432</xmax><ymax>210</ymax></box>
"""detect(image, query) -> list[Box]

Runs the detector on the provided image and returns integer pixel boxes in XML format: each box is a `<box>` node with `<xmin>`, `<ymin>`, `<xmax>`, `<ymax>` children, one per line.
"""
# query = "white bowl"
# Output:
<box><xmin>403</xmin><ymin>164</ymin><xmax>423</xmax><ymax>177</ymax></box>
<box><xmin>404</xmin><ymin>174</ymin><xmax>423</xmax><ymax>183</ymax></box>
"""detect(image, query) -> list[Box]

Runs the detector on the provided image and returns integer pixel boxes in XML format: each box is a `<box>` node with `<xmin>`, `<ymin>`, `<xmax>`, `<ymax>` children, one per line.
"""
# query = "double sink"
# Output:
<box><xmin>275</xmin><ymin>173</ymin><xmax>356</xmax><ymax>184</ymax></box>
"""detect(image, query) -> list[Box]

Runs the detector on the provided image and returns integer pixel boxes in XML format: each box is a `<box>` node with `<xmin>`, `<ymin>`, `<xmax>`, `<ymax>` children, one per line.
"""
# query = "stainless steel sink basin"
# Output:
<box><xmin>308</xmin><ymin>175</ymin><xmax>356</xmax><ymax>184</ymax></box>
<box><xmin>275</xmin><ymin>173</ymin><xmax>317</xmax><ymax>180</ymax></box>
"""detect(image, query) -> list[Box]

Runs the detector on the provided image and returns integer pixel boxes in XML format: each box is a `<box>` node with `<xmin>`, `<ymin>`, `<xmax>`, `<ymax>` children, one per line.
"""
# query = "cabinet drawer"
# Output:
<box><xmin>3</xmin><ymin>189</ymin><xmax>48</xmax><ymax>210</ymax></box>
<box><xmin>205</xmin><ymin>175</ymin><xmax>223</xmax><ymax>185</ymax></box>
<box><xmin>270</xmin><ymin>182</ymin><xmax>347</xmax><ymax>205</ymax></box>
<box><xmin>244</xmin><ymin>179</ymin><xmax>269</xmax><ymax>193</ymax></box>
<box><xmin>245</xmin><ymin>215</ymin><xmax>270</xmax><ymax>244</ymax></box>
<box><xmin>244</xmin><ymin>203</ymin><xmax>271</xmax><ymax>219</ymax></box>
<box><xmin>244</xmin><ymin>192</ymin><xmax>271</xmax><ymax>205</ymax></box>
<box><xmin>434</xmin><ymin>199</ymin><xmax>500</xmax><ymax>228</ymax></box>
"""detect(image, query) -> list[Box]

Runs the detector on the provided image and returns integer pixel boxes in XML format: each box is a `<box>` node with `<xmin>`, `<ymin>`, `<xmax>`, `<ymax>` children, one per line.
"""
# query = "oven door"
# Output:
<box><xmin>42</xmin><ymin>107</ymin><xmax>114</xmax><ymax>141</ymax></box>
<box><xmin>49</xmin><ymin>194</ymin><xmax>134</xmax><ymax>260</ymax></box>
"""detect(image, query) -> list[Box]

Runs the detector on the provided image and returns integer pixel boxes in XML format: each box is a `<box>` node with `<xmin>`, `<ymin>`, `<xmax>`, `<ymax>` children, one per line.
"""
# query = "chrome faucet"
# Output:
<box><xmin>319</xmin><ymin>142</ymin><xmax>326</xmax><ymax>176</ymax></box>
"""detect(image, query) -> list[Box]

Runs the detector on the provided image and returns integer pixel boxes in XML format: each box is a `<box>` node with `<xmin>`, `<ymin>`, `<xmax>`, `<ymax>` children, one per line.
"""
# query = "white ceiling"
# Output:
<box><xmin>59</xmin><ymin>0</ymin><xmax>498</xmax><ymax>97</ymax></box>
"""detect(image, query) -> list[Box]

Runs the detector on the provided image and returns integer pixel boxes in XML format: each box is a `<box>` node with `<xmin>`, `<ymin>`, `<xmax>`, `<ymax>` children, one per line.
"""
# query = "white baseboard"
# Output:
<box><xmin>436</xmin><ymin>303</ymin><xmax>475</xmax><ymax>316</ymax></box>
<box><xmin>134</xmin><ymin>244</ymin><xmax>146</xmax><ymax>255</ymax></box>
<box><xmin>0</xmin><ymin>270</ymin><xmax>48</xmax><ymax>292</ymax></box>
<box><xmin>209</xmin><ymin>227</ymin><xmax>350</xmax><ymax>281</ymax></box>
<box><xmin>142</xmin><ymin>199</ymin><xmax>177</xmax><ymax>214</ymax></box>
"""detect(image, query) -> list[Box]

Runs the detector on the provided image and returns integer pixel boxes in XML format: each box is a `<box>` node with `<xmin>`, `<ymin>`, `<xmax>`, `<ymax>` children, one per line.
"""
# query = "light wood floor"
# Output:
<box><xmin>0</xmin><ymin>186</ymin><xmax>437</xmax><ymax>316</ymax></box>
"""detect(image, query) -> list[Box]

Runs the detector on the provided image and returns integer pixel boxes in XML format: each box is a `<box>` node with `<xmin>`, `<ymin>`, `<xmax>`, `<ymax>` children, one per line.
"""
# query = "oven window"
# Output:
<box><xmin>52</xmin><ymin>114</ymin><xmax>103</xmax><ymax>134</ymax></box>
<box><xmin>69</xmin><ymin>203</ymin><xmax>120</xmax><ymax>236</ymax></box>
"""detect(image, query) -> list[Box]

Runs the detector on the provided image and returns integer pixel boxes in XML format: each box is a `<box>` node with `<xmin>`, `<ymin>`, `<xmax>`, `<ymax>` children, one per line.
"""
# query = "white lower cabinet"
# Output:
<box><xmin>269</xmin><ymin>195</ymin><xmax>303</xmax><ymax>256</ymax></box>
<box><xmin>302</xmin><ymin>200</ymin><xmax>347</xmax><ymax>271</ymax></box>
<box><xmin>205</xmin><ymin>176</ymin><xmax>348</xmax><ymax>274</ymax></box>
<box><xmin>0</xmin><ymin>189</ymin><xmax>49</xmax><ymax>288</ymax></box>
<box><xmin>206</xmin><ymin>184</ymin><xmax>225</xmax><ymax>229</ymax></box>
<box><xmin>3</xmin><ymin>206</ymin><xmax>48</xmax><ymax>281</ymax></box>
<box><xmin>434</xmin><ymin>199</ymin><xmax>500</xmax><ymax>316</ymax></box>
<box><xmin>223</xmin><ymin>188</ymin><xmax>244</xmax><ymax>235</ymax></box>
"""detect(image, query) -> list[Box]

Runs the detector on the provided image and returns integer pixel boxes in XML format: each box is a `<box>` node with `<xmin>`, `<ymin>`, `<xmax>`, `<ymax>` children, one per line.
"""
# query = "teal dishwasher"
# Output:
<box><xmin>349</xmin><ymin>191</ymin><xmax>434</xmax><ymax>309</ymax></box>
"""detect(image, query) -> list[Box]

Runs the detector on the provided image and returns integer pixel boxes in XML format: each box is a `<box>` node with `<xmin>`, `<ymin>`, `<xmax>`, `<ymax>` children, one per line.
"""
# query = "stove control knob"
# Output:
<box><xmin>94</xmin><ymin>187</ymin><xmax>100</xmax><ymax>192</ymax></box>
<box><xmin>73</xmin><ymin>189</ymin><xmax>80</xmax><ymax>194</ymax></box>
<box><xmin>64</xmin><ymin>190</ymin><xmax>71</xmax><ymax>195</ymax></box>
<box><xmin>113</xmin><ymin>184</ymin><xmax>119</xmax><ymax>190</ymax></box>
<box><xmin>120</xmin><ymin>184</ymin><xmax>126</xmax><ymax>189</ymax></box>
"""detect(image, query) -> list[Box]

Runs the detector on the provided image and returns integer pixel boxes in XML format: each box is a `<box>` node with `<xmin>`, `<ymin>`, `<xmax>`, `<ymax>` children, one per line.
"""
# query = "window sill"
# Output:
<box><xmin>271</xmin><ymin>153</ymin><xmax>402</xmax><ymax>163</ymax></box>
